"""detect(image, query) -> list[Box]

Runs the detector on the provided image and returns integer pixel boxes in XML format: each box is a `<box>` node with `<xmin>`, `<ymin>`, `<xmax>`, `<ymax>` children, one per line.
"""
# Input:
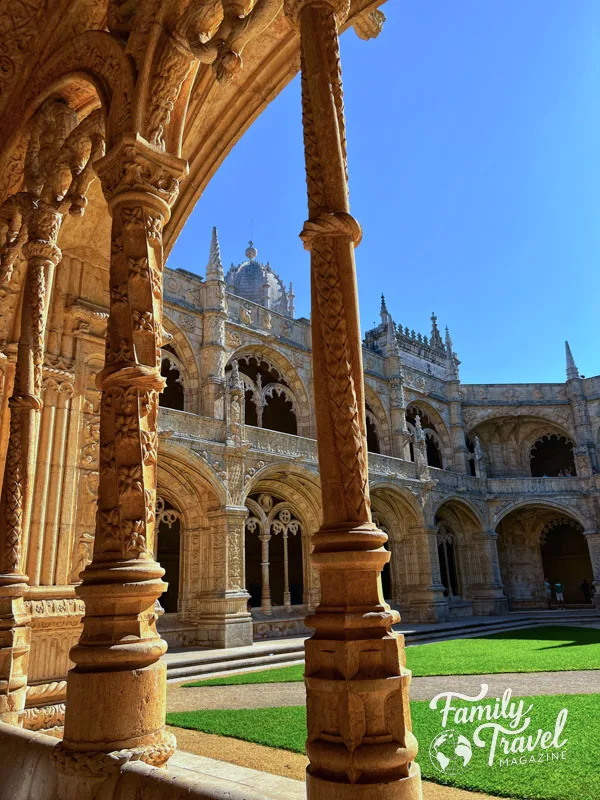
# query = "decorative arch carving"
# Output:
<box><xmin>162</xmin><ymin>314</ymin><xmax>201</xmax><ymax>413</ymax></box>
<box><xmin>493</xmin><ymin>499</ymin><xmax>589</xmax><ymax>531</ymax></box>
<box><xmin>364</xmin><ymin>383</ymin><xmax>391</xmax><ymax>453</ymax></box>
<box><xmin>226</xmin><ymin>346</ymin><xmax>311</xmax><ymax>436</ymax></box>
<box><xmin>406</xmin><ymin>401</ymin><xmax>451</xmax><ymax>463</ymax></box>
<box><xmin>1</xmin><ymin>30</ymin><xmax>136</xmax><ymax>201</ymax></box>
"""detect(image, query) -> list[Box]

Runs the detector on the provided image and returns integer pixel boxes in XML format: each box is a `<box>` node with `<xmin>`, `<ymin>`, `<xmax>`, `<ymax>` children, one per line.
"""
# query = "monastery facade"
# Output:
<box><xmin>156</xmin><ymin>232</ymin><xmax>600</xmax><ymax>647</ymax></box>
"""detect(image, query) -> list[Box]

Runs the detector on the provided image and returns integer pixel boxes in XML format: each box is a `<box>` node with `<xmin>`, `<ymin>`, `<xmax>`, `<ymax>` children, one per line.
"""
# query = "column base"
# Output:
<box><xmin>472</xmin><ymin>586</ymin><xmax>509</xmax><ymax>616</ymax></box>
<box><xmin>307</xmin><ymin>763</ymin><xmax>422</xmax><ymax>800</ymax></box>
<box><xmin>0</xmin><ymin>584</ymin><xmax>31</xmax><ymax>726</ymax></box>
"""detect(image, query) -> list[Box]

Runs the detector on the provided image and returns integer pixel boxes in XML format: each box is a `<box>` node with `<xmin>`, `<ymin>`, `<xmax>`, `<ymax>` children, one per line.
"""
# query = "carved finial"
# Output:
<box><xmin>245</xmin><ymin>240</ymin><xmax>258</xmax><ymax>260</ymax></box>
<box><xmin>565</xmin><ymin>341</ymin><xmax>580</xmax><ymax>381</ymax></box>
<box><xmin>445</xmin><ymin>325</ymin><xmax>459</xmax><ymax>379</ymax></box>
<box><xmin>445</xmin><ymin>326</ymin><xmax>453</xmax><ymax>354</ymax></box>
<box><xmin>380</xmin><ymin>293</ymin><xmax>389</xmax><ymax>322</ymax></box>
<box><xmin>288</xmin><ymin>282</ymin><xmax>295</xmax><ymax>318</ymax></box>
<box><xmin>206</xmin><ymin>226</ymin><xmax>224</xmax><ymax>281</ymax></box>
<box><xmin>430</xmin><ymin>312</ymin><xmax>443</xmax><ymax>349</ymax></box>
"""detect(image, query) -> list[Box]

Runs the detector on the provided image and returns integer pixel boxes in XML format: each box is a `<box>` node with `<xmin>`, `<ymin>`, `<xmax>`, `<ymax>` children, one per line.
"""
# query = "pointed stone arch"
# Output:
<box><xmin>226</xmin><ymin>345</ymin><xmax>312</xmax><ymax>436</ymax></box>
<box><xmin>406</xmin><ymin>400</ymin><xmax>451</xmax><ymax>468</ymax></box>
<box><xmin>364</xmin><ymin>383</ymin><xmax>391</xmax><ymax>454</ymax></box>
<box><xmin>162</xmin><ymin>314</ymin><xmax>201</xmax><ymax>414</ymax></box>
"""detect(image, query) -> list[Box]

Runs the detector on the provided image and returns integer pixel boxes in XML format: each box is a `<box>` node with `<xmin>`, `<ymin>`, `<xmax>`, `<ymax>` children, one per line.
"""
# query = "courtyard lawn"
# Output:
<box><xmin>167</xmin><ymin>693</ymin><xmax>600</xmax><ymax>800</ymax></box>
<box><xmin>183</xmin><ymin>626</ymin><xmax>600</xmax><ymax>687</ymax></box>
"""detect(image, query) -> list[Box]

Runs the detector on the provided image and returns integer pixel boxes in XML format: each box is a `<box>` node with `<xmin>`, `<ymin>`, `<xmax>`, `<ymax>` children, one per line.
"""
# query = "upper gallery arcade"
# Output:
<box><xmin>0</xmin><ymin>2</ymin><xmax>598</xmax><ymax>800</ymax></box>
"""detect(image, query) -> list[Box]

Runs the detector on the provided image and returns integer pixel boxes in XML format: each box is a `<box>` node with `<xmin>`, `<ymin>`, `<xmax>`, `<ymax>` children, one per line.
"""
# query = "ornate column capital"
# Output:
<box><xmin>284</xmin><ymin>0</ymin><xmax>351</xmax><ymax>28</ymax></box>
<box><xmin>95</xmin><ymin>133</ymin><xmax>188</xmax><ymax>218</ymax></box>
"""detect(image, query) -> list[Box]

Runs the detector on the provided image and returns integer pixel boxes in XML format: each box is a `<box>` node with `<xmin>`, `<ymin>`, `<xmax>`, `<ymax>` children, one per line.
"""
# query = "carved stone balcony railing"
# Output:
<box><xmin>158</xmin><ymin>407</ymin><xmax>226</xmax><ymax>443</ymax></box>
<box><xmin>158</xmin><ymin>409</ymin><xmax>589</xmax><ymax>500</ymax></box>
<box><xmin>486</xmin><ymin>476</ymin><xmax>585</xmax><ymax>495</ymax></box>
<box><xmin>367</xmin><ymin>452</ymin><xmax>417</xmax><ymax>480</ymax></box>
<box><xmin>431</xmin><ymin>469</ymin><xmax>486</xmax><ymax>495</ymax></box>
<box><xmin>245</xmin><ymin>426</ymin><xmax>319</xmax><ymax>461</ymax></box>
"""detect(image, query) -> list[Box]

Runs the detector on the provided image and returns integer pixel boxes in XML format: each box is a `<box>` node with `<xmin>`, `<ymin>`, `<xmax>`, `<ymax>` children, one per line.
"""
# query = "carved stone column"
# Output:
<box><xmin>259</xmin><ymin>530</ymin><xmax>272</xmax><ymax>615</ymax></box>
<box><xmin>0</xmin><ymin>214</ymin><xmax>61</xmax><ymax>725</ymax></box>
<box><xmin>584</xmin><ymin>530</ymin><xmax>600</xmax><ymax>609</ymax></box>
<box><xmin>402</xmin><ymin>526</ymin><xmax>448</xmax><ymax>623</ymax></box>
<box><xmin>55</xmin><ymin>137</ymin><xmax>186</xmax><ymax>796</ymax></box>
<box><xmin>471</xmin><ymin>532</ymin><xmax>508</xmax><ymax>616</ymax></box>
<box><xmin>285</xmin><ymin>1</ymin><xmax>421</xmax><ymax>796</ymax></box>
<box><xmin>281</xmin><ymin>529</ymin><xmax>291</xmax><ymax>610</ymax></box>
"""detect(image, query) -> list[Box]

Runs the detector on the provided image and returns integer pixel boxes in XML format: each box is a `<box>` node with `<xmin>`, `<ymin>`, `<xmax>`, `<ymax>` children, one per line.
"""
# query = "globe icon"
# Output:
<box><xmin>429</xmin><ymin>730</ymin><xmax>473</xmax><ymax>774</ymax></box>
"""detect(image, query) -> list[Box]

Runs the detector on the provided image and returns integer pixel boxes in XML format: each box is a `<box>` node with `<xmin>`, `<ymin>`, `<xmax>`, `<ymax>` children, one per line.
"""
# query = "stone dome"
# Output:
<box><xmin>225</xmin><ymin>242</ymin><xmax>293</xmax><ymax>317</ymax></box>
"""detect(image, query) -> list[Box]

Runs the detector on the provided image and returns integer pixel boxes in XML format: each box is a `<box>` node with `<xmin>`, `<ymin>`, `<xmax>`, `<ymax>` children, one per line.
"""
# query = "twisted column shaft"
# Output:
<box><xmin>285</xmin><ymin>2</ymin><xmax>422</xmax><ymax>796</ymax></box>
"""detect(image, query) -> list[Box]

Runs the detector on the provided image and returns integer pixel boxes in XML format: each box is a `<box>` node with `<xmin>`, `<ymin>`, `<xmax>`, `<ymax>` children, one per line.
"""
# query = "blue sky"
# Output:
<box><xmin>168</xmin><ymin>0</ymin><xmax>600</xmax><ymax>384</ymax></box>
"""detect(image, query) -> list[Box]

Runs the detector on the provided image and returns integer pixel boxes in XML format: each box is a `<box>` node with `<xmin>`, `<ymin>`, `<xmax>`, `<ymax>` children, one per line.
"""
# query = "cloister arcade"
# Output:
<box><xmin>467</xmin><ymin>415</ymin><xmax>578</xmax><ymax>478</ymax></box>
<box><xmin>496</xmin><ymin>504</ymin><xmax>594</xmax><ymax>608</ymax></box>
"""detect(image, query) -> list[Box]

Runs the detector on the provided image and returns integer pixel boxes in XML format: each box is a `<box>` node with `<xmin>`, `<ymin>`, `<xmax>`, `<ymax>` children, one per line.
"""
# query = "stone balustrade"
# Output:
<box><xmin>158</xmin><ymin>407</ymin><xmax>226</xmax><ymax>443</ymax></box>
<box><xmin>245</xmin><ymin>426</ymin><xmax>319</xmax><ymax>461</ymax></box>
<box><xmin>487</xmin><ymin>476</ymin><xmax>585</xmax><ymax>495</ymax></box>
<box><xmin>158</xmin><ymin>409</ymin><xmax>590</xmax><ymax>502</ymax></box>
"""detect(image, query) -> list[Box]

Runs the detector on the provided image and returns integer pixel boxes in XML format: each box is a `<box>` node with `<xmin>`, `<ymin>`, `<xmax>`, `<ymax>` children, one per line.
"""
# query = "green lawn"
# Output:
<box><xmin>167</xmin><ymin>694</ymin><xmax>600</xmax><ymax>800</ymax></box>
<box><xmin>184</xmin><ymin>626</ymin><xmax>600</xmax><ymax>687</ymax></box>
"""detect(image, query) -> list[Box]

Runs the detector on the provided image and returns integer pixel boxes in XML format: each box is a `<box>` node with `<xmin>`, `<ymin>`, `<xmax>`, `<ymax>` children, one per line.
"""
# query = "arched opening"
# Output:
<box><xmin>245</xmin><ymin>527</ymin><xmax>262</xmax><ymax>609</ymax></box>
<box><xmin>245</xmin><ymin>493</ymin><xmax>305</xmax><ymax>614</ymax></box>
<box><xmin>160</xmin><ymin>347</ymin><xmax>185</xmax><ymax>411</ymax></box>
<box><xmin>540</xmin><ymin>519</ymin><xmax>592</xmax><ymax>604</ymax></box>
<box><xmin>426</xmin><ymin>433</ymin><xmax>443</xmax><ymax>469</ymax></box>
<box><xmin>244</xmin><ymin>388</ymin><xmax>258</xmax><ymax>426</ymax></box>
<box><xmin>263</xmin><ymin>389</ymin><xmax>297</xmax><ymax>434</ymax></box>
<box><xmin>466</xmin><ymin>436</ymin><xmax>477</xmax><ymax>476</ymax></box>
<box><xmin>227</xmin><ymin>355</ymin><xmax>298</xmax><ymax>435</ymax></box>
<box><xmin>530</xmin><ymin>434</ymin><xmax>576</xmax><ymax>477</ymax></box>
<box><xmin>437</xmin><ymin>526</ymin><xmax>460</xmax><ymax>598</ymax></box>
<box><xmin>365</xmin><ymin>407</ymin><xmax>381</xmax><ymax>454</ymax></box>
<box><xmin>406</xmin><ymin>406</ymin><xmax>445</xmax><ymax>469</ymax></box>
<box><xmin>156</xmin><ymin>497</ymin><xmax>182</xmax><ymax>613</ymax></box>
<box><xmin>496</xmin><ymin>505</ymin><xmax>590</xmax><ymax>608</ymax></box>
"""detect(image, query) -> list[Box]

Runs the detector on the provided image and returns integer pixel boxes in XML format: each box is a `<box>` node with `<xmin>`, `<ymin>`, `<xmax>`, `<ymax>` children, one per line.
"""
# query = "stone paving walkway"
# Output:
<box><xmin>167</xmin><ymin>668</ymin><xmax>600</xmax><ymax>713</ymax></box>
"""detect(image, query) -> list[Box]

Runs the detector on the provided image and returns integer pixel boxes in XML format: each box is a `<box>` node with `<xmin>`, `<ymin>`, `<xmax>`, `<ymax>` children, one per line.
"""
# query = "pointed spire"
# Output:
<box><xmin>445</xmin><ymin>326</ymin><xmax>453</xmax><ymax>355</ymax></box>
<box><xmin>430</xmin><ymin>312</ymin><xmax>443</xmax><ymax>349</ymax></box>
<box><xmin>206</xmin><ymin>226</ymin><xmax>224</xmax><ymax>281</ymax></box>
<box><xmin>380</xmin><ymin>293</ymin><xmax>390</xmax><ymax>324</ymax></box>
<box><xmin>288</xmin><ymin>282</ymin><xmax>295</xmax><ymax>318</ymax></box>
<box><xmin>565</xmin><ymin>341</ymin><xmax>580</xmax><ymax>381</ymax></box>
<box><xmin>445</xmin><ymin>325</ymin><xmax>459</xmax><ymax>380</ymax></box>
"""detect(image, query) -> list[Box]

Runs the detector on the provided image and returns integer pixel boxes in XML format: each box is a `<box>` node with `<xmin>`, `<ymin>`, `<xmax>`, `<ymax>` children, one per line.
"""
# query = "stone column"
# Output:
<box><xmin>584</xmin><ymin>530</ymin><xmax>600</xmax><ymax>609</ymax></box>
<box><xmin>259</xmin><ymin>531</ymin><xmax>272</xmax><ymax>614</ymax></box>
<box><xmin>402</xmin><ymin>526</ymin><xmax>448</xmax><ymax>623</ymax></box>
<box><xmin>471</xmin><ymin>532</ymin><xmax>508</xmax><ymax>616</ymax></box>
<box><xmin>285</xmin><ymin>0</ymin><xmax>421</xmax><ymax>796</ymax></box>
<box><xmin>54</xmin><ymin>137</ymin><xmax>186</xmax><ymax>796</ymax></box>
<box><xmin>0</xmin><ymin>217</ymin><xmax>61</xmax><ymax>725</ymax></box>
<box><xmin>282</xmin><ymin>529</ymin><xmax>291</xmax><ymax>611</ymax></box>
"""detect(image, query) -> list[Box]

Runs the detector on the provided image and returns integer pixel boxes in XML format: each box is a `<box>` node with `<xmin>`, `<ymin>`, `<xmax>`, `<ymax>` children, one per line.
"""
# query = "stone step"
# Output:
<box><xmin>165</xmin><ymin>612</ymin><xmax>598</xmax><ymax>682</ymax></box>
<box><xmin>167</xmin><ymin>649</ymin><xmax>304</xmax><ymax>682</ymax></box>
